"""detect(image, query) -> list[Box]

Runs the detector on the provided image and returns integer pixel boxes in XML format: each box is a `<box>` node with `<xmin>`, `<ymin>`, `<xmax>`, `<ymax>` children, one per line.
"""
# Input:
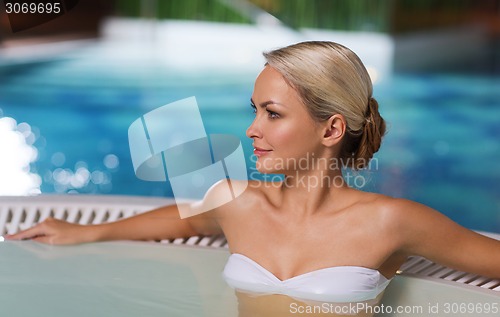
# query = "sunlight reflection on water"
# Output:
<box><xmin>0</xmin><ymin>116</ymin><xmax>41</xmax><ymax>195</ymax></box>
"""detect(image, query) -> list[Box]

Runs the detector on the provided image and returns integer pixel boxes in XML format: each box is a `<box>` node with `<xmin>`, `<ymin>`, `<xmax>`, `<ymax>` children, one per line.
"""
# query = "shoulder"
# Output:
<box><xmin>358</xmin><ymin>193</ymin><xmax>432</xmax><ymax>226</ymax></box>
<box><xmin>207</xmin><ymin>179</ymin><xmax>278</xmax><ymax>200</ymax></box>
<box><xmin>349</xmin><ymin>193</ymin><xmax>427</xmax><ymax>244</ymax></box>
<box><xmin>349</xmin><ymin>193</ymin><xmax>455</xmax><ymax>257</ymax></box>
<box><xmin>183</xmin><ymin>179</ymin><xmax>264</xmax><ymax>235</ymax></box>
<box><xmin>200</xmin><ymin>179</ymin><xmax>281</xmax><ymax>215</ymax></box>
<box><xmin>370</xmin><ymin>196</ymin><xmax>457</xmax><ymax>235</ymax></box>
<box><xmin>365</xmin><ymin>194</ymin><xmax>476</xmax><ymax>253</ymax></box>
<box><xmin>350</xmin><ymin>191</ymin><xmax>403</xmax><ymax>220</ymax></box>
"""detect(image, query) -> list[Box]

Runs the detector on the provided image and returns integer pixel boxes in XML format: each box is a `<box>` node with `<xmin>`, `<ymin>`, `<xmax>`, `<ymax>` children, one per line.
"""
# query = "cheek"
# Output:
<box><xmin>272</xmin><ymin>125</ymin><xmax>296</xmax><ymax>144</ymax></box>
<box><xmin>272</xmin><ymin>120</ymin><xmax>317</xmax><ymax>149</ymax></box>
<box><xmin>263</xmin><ymin>122</ymin><xmax>298</xmax><ymax>154</ymax></box>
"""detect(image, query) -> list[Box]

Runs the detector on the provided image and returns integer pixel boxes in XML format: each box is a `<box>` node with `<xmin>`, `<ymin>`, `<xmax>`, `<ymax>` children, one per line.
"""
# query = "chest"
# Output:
<box><xmin>223</xmin><ymin>211</ymin><xmax>391</xmax><ymax>281</ymax></box>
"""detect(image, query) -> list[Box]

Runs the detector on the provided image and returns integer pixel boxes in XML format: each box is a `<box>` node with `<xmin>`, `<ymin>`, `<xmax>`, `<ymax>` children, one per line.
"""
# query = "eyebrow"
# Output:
<box><xmin>250</xmin><ymin>98</ymin><xmax>283</xmax><ymax>108</ymax></box>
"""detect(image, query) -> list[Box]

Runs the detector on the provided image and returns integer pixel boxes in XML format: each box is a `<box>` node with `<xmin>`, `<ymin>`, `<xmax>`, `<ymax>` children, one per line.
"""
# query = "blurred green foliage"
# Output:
<box><xmin>252</xmin><ymin>0</ymin><xmax>392</xmax><ymax>32</ymax></box>
<box><xmin>115</xmin><ymin>0</ymin><xmax>251</xmax><ymax>23</ymax></box>
<box><xmin>113</xmin><ymin>0</ymin><xmax>488</xmax><ymax>33</ymax></box>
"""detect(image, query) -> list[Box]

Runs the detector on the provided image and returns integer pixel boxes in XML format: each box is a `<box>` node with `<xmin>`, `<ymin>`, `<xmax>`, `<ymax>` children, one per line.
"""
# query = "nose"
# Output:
<box><xmin>246</xmin><ymin>117</ymin><xmax>262</xmax><ymax>139</ymax></box>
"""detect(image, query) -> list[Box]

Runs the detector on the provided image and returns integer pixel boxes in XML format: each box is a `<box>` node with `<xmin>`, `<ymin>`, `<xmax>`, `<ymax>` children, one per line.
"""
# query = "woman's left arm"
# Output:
<box><xmin>389</xmin><ymin>199</ymin><xmax>500</xmax><ymax>278</ymax></box>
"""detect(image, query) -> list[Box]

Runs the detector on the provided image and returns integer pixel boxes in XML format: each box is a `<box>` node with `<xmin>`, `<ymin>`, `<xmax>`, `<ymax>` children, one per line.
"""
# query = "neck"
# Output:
<box><xmin>279</xmin><ymin>156</ymin><xmax>349</xmax><ymax>217</ymax></box>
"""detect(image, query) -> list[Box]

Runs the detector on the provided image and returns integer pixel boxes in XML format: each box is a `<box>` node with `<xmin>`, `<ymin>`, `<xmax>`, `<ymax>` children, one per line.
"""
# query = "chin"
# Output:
<box><xmin>255</xmin><ymin>157</ymin><xmax>282</xmax><ymax>174</ymax></box>
<box><xmin>255</xmin><ymin>165</ymin><xmax>276</xmax><ymax>174</ymax></box>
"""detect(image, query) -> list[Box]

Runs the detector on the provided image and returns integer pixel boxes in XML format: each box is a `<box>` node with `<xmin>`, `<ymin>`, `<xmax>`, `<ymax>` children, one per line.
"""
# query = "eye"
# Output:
<box><xmin>250</xmin><ymin>103</ymin><xmax>256</xmax><ymax>114</ymax></box>
<box><xmin>267</xmin><ymin>110</ymin><xmax>280</xmax><ymax>119</ymax></box>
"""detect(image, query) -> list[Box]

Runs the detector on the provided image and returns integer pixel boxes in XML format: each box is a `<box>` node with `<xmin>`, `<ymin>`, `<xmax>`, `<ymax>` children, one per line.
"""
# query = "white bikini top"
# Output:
<box><xmin>222</xmin><ymin>253</ymin><xmax>392</xmax><ymax>303</ymax></box>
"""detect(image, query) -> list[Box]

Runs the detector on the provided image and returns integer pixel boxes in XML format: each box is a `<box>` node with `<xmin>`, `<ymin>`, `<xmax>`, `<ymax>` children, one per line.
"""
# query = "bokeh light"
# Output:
<box><xmin>0</xmin><ymin>116</ymin><xmax>41</xmax><ymax>195</ymax></box>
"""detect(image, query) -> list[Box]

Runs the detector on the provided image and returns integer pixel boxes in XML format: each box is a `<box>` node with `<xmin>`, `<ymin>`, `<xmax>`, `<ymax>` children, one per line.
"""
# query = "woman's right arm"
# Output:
<box><xmin>5</xmin><ymin>179</ymin><xmax>236</xmax><ymax>245</ymax></box>
<box><xmin>5</xmin><ymin>203</ymin><xmax>221</xmax><ymax>245</ymax></box>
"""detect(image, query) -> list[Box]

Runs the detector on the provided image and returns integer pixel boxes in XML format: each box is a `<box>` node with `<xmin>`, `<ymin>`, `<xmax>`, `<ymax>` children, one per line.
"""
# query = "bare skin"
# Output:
<box><xmin>6</xmin><ymin>65</ymin><xmax>500</xmax><ymax>287</ymax></box>
<box><xmin>235</xmin><ymin>291</ymin><xmax>384</xmax><ymax>317</ymax></box>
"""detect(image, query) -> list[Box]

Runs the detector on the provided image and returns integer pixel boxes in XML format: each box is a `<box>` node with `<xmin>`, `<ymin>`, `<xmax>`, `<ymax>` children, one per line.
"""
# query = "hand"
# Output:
<box><xmin>4</xmin><ymin>217</ymin><xmax>94</xmax><ymax>245</ymax></box>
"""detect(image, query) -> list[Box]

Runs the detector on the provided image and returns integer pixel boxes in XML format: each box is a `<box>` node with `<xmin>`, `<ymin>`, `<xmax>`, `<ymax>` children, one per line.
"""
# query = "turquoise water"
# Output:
<box><xmin>376</xmin><ymin>75</ymin><xmax>500</xmax><ymax>233</ymax></box>
<box><xmin>0</xmin><ymin>47</ymin><xmax>498</xmax><ymax>233</ymax></box>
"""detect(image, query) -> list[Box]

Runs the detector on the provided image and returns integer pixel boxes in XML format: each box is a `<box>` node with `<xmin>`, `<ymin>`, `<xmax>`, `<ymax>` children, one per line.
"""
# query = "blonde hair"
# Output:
<box><xmin>263</xmin><ymin>41</ymin><xmax>386</xmax><ymax>170</ymax></box>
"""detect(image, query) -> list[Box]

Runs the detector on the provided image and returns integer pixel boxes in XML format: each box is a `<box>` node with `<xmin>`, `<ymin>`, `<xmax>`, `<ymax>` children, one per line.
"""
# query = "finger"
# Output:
<box><xmin>5</xmin><ymin>225</ymin><xmax>46</xmax><ymax>241</ymax></box>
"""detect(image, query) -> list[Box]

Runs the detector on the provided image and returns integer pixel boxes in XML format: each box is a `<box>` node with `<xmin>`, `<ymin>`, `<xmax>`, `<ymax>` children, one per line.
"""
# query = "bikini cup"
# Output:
<box><xmin>222</xmin><ymin>253</ymin><xmax>392</xmax><ymax>303</ymax></box>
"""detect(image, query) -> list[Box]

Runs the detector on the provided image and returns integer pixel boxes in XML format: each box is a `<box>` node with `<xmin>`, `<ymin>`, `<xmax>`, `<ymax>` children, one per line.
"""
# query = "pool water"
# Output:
<box><xmin>0</xmin><ymin>241</ymin><xmax>238</xmax><ymax>317</ymax></box>
<box><xmin>0</xmin><ymin>43</ymin><xmax>499</xmax><ymax>233</ymax></box>
<box><xmin>377</xmin><ymin>74</ymin><xmax>500</xmax><ymax>234</ymax></box>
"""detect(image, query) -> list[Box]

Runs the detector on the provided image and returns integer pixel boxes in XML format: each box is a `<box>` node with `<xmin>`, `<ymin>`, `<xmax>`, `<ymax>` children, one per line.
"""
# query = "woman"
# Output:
<box><xmin>6</xmin><ymin>41</ymin><xmax>500</xmax><ymax>314</ymax></box>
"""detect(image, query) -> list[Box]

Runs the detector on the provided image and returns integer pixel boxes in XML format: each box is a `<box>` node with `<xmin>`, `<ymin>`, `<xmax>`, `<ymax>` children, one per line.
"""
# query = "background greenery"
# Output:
<box><xmin>113</xmin><ymin>0</ymin><xmax>495</xmax><ymax>33</ymax></box>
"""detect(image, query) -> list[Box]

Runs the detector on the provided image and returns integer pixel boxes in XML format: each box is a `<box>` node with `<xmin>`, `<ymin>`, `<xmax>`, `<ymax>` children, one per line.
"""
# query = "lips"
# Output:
<box><xmin>253</xmin><ymin>146</ymin><xmax>272</xmax><ymax>157</ymax></box>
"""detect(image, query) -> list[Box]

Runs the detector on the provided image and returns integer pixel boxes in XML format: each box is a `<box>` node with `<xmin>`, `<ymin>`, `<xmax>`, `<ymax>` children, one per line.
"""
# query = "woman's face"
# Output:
<box><xmin>246</xmin><ymin>65</ymin><xmax>324</xmax><ymax>174</ymax></box>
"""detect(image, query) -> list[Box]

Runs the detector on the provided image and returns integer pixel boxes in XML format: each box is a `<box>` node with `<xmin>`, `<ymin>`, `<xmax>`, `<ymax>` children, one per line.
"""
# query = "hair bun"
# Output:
<box><xmin>351</xmin><ymin>97</ymin><xmax>386</xmax><ymax>169</ymax></box>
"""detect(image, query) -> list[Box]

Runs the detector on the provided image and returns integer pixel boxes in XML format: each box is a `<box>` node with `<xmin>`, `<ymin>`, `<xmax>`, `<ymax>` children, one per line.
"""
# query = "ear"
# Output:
<box><xmin>321</xmin><ymin>114</ymin><xmax>346</xmax><ymax>147</ymax></box>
